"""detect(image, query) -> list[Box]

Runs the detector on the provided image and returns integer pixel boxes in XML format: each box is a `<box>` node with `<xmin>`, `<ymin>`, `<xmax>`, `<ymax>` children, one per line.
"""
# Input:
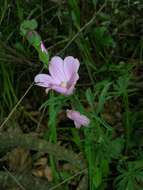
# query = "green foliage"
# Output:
<box><xmin>26</xmin><ymin>31</ymin><xmax>41</xmax><ymax>47</ymax></box>
<box><xmin>85</xmin><ymin>88</ymin><xmax>94</xmax><ymax>105</ymax></box>
<box><xmin>20</xmin><ymin>19</ymin><xmax>49</xmax><ymax>66</ymax></box>
<box><xmin>39</xmin><ymin>49</ymin><xmax>49</xmax><ymax>66</ymax></box>
<box><xmin>93</xmin><ymin>26</ymin><xmax>116</xmax><ymax>49</ymax></box>
<box><xmin>68</xmin><ymin>0</ymin><xmax>80</xmax><ymax>28</ymax></box>
<box><xmin>115</xmin><ymin>160</ymin><xmax>143</xmax><ymax>190</ymax></box>
<box><xmin>96</xmin><ymin>81</ymin><xmax>112</xmax><ymax>114</ymax></box>
<box><xmin>20</xmin><ymin>19</ymin><xmax>38</xmax><ymax>36</ymax></box>
<box><xmin>114</xmin><ymin>74</ymin><xmax>132</xmax><ymax>96</ymax></box>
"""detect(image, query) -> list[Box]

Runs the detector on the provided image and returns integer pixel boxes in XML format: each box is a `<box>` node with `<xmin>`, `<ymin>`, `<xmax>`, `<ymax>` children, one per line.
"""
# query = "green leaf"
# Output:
<box><xmin>93</xmin><ymin>167</ymin><xmax>102</xmax><ymax>188</ymax></box>
<box><xmin>110</xmin><ymin>138</ymin><xmax>124</xmax><ymax>159</ymax></box>
<box><xmin>96</xmin><ymin>81</ymin><xmax>112</xmax><ymax>114</ymax></box>
<box><xmin>114</xmin><ymin>74</ymin><xmax>131</xmax><ymax>96</ymax></box>
<box><xmin>39</xmin><ymin>50</ymin><xmax>49</xmax><ymax>66</ymax></box>
<box><xmin>93</xmin><ymin>26</ymin><xmax>116</xmax><ymax>48</ymax></box>
<box><xmin>101</xmin><ymin>159</ymin><xmax>109</xmax><ymax>177</ymax></box>
<box><xmin>26</xmin><ymin>31</ymin><xmax>41</xmax><ymax>47</ymax></box>
<box><xmin>85</xmin><ymin>88</ymin><xmax>94</xmax><ymax>108</ymax></box>
<box><xmin>115</xmin><ymin>160</ymin><xmax>143</xmax><ymax>190</ymax></box>
<box><xmin>20</xmin><ymin>19</ymin><xmax>38</xmax><ymax>36</ymax></box>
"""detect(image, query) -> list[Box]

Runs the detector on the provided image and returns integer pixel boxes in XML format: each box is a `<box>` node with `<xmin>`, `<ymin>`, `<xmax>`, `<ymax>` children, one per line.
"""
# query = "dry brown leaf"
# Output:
<box><xmin>32</xmin><ymin>167</ymin><xmax>45</xmax><ymax>178</ymax></box>
<box><xmin>32</xmin><ymin>156</ymin><xmax>53</xmax><ymax>181</ymax></box>
<box><xmin>44</xmin><ymin>166</ymin><xmax>53</xmax><ymax>182</ymax></box>
<box><xmin>34</xmin><ymin>157</ymin><xmax>47</xmax><ymax>167</ymax></box>
<box><xmin>8</xmin><ymin>147</ymin><xmax>32</xmax><ymax>172</ymax></box>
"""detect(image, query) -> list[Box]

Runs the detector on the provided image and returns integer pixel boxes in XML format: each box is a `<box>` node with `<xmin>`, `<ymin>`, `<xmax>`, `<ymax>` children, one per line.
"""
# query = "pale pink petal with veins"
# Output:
<box><xmin>34</xmin><ymin>56</ymin><xmax>80</xmax><ymax>95</ymax></box>
<box><xmin>66</xmin><ymin>109</ymin><xmax>90</xmax><ymax>128</ymax></box>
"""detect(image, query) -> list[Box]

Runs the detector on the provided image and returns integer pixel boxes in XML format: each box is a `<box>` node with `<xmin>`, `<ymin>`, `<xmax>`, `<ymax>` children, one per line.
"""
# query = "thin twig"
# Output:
<box><xmin>59</xmin><ymin>3</ymin><xmax>106</xmax><ymax>54</ymax></box>
<box><xmin>0</xmin><ymin>83</ymin><xmax>34</xmax><ymax>130</ymax></box>
<box><xmin>34</xmin><ymin>5</ymin><xmax>58</xmax><ymax>20</ymax></box>
<box><xmin>0</xmin><ymin>65</ymin><xmax>45</xmax><ymax>130</ymax></box>
<box><xmin>3</xmin><ymin>166</ymin><xmax>26</xmax><ymax>190</ymax></box>
<box><xmin>36</xmin><ymin>107</ymin><xmax>46</xmax><ymax>131</ymax></box>
<box><xmin>49</xmin><ymin>168</ymin><xmax>87</xmax><ymax>190</ymax></box>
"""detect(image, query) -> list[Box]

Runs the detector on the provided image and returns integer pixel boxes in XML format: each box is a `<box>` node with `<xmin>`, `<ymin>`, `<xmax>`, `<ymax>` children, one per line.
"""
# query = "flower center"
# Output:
<box><xmin>60</xmin><ymin>81</ymin><xmax>67</xmax><ymax>88</ymax></box>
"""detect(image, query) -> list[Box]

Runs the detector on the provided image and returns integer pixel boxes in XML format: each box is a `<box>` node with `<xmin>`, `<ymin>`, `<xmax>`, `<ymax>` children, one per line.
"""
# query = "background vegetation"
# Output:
<box><xmin>0</xmin><ymin>0</ymin><xmax>143</xmax><ymax>189</ymax></box>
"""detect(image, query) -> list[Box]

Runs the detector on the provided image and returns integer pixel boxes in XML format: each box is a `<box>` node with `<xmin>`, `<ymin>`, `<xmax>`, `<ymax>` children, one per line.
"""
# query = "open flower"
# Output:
<box><xmin>66</xmin><ymin>109</ymin><xmax>90</xmax><ymax>128</ymax></box>
<box><xmin>34</xmin><ymin>56</ymin><xmax>80</xmax><ymax>95</ymax></box>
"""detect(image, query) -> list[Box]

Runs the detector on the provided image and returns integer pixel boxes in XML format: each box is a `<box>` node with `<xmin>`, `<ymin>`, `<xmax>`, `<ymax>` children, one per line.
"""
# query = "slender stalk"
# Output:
<box><xmin>123</xmin><ymin>92</ymin><xmax>130</xmax><ymax>153</ymax></box>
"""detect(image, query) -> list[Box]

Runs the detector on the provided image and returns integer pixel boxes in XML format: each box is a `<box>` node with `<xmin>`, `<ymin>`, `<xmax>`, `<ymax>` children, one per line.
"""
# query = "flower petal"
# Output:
<box><xmin>49</xmin><ymin>56</ymin><xmax>66</xmax><ymax>83</ymax></box>
<box><xmin>68</xmin><ymin>72</ymin><xmax>79</xmax><ymax>87</ymax></box>
<box><xmin>66</xmin><ymin>109</ymin><xmax>80</xmax><ymax>120</ymax></box>
<box><xmin>77</xmin><ymin>115</ymin><xmax>90</xmax><ymax>126</ymax></box>
<box><xmin>65</xmin><ymin>85</ymin><xmax>75</xmax><ymax>95</ymax></box>
<box><xmin>64</xmin><ymin>56</ymin><xmax>80</xmax><ymax>80</ymax></box>
<box><xmin>52</xmin><ymin>85</ymin><xmax>67</xmax><ymax>95</ymax></box>
<box><xmin>40</xmin><ymin>41</ymin><xmax>47</xmax><ymax>53</ymax></box>
<box><xmin>45</xmin><ymin>88</ymin><xmax>50</xmax><ymax>94</ymax></box>
<box><xmin>34</xmin><ymin>74</ymin><xmax>53</xmax><ymax>88</ymax></box>
<box><xmin>66</xmin><ymin>109</ymin><xmax>90</xmax><ymax>128</ymax></box>
<box><xmin>74</xmin><ymin>121</ymin><xmax>81</xmax><ymax>128</ymax></box>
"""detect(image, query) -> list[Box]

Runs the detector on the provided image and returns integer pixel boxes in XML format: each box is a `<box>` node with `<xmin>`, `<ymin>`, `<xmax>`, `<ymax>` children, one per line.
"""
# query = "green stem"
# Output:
<box><xmin>123</xmin><ymin>92</ymin><xmax>130</xmax><ymax>153</ymax></box>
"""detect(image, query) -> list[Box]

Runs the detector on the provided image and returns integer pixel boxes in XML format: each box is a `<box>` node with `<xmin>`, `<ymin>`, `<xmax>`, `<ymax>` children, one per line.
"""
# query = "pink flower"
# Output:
<box><xmin>34</xmin><ymin>56</ymin><xmax>80</xmax><ymax>95</ymax></box>
<box><xmin>40</xmin><ymin>41</ymin><xmax>47</xmax><ymax>53</ymax></box>
<box><xmin>66</xmin><ymin>109</ymin><xmax>90</xmax><ymax>128</ymax></box>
